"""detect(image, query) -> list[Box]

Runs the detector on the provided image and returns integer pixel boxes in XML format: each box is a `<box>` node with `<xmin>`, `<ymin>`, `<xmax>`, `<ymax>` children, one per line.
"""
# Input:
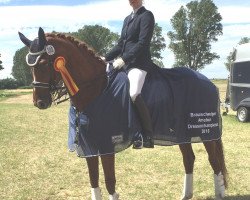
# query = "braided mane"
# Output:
<box><xmin>45</xmin><ymin>32</ymin><xmax>105</xmax><ymax>65</ymax></box>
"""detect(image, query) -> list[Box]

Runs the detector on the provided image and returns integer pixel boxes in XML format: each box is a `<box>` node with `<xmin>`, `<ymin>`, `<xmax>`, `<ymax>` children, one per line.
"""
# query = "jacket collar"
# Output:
<box><xmin>135</xmin><ymin>6</ymin><xmax>146</xmax><ymax>15</ymax></box>
<box><xmin>128</xmin><ymin>6</ymin><xmax>146</xmax><ymax>23</ymax></box>
<box><xmin>133</xmin><ymin>5</ymin><xmax>143</xmax><ymax>14</ymax></box>
<box><xmin>130</xmin><ymin>6</ymin><xmax>146</xmax><ymax>19</ymax></box>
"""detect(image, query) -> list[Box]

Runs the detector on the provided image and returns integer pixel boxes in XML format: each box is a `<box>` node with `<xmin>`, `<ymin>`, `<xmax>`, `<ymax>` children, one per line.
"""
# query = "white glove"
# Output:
<box><xmin>100</xmin><ymin>56</ymin><xmax>106</xmax><ymax>62</ymax></box>
<box><xmin>113</xmin><ymin>57</ymin><xmax>125</xmax><ymax>69</ymax></box>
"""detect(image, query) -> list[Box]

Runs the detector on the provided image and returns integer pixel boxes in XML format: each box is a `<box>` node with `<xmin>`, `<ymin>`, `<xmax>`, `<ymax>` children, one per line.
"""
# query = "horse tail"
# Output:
<box><xmin>216</xmin><ymin>138</ymin><xmax>228</xmax><ymax>188</ymax></box>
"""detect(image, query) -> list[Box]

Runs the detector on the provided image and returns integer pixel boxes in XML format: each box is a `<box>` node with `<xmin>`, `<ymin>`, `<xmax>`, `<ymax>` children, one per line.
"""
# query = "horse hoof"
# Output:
<box><xmin>181</xmin><ymin>194</ymin><xmax>193</xmax><ymax>200</ymax></box>
<box><xmin>109</xmin><ymin>192</ymin><xmax>119</xmax><ymax>200</ymax></box>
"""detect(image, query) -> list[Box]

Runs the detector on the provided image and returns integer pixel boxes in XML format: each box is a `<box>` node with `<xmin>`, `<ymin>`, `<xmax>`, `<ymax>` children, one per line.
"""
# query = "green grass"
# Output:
<box><xmin>0</xmin><ymin>84</ymin><xmax>249</xmax><ymax>200</ymax></box>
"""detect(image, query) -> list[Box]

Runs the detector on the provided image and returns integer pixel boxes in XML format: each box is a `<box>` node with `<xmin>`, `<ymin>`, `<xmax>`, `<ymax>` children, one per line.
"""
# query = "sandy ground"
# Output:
<box><xmin>1</xmin><ymin>94</ymin><xmax>33</xmax><ymax>104</ymax></box>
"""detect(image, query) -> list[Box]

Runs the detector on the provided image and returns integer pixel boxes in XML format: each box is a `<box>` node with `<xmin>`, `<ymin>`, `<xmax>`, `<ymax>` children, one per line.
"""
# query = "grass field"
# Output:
<box><xmin>0</xmin><ymin>80</ymin><xmax>249</xmax><ymax>200</ymax></box>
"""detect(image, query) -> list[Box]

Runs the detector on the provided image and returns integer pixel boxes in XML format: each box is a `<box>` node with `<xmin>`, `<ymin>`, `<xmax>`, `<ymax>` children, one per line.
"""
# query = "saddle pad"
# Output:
<box><xmin>68</xmin><ymin>66</ymin><xmax>222</xmax><ymax>157</ymax></box>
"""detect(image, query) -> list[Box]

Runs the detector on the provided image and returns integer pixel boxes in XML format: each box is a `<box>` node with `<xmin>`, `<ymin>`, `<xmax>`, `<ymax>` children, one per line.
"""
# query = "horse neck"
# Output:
<box><xmin>70</xmin><ymin>54</ymin><xmax>107</xmax><ymax>111</ymax></box>
<box><xmin>53</xmin><ymin>37</ymin><xmax>107</xmax><ymax>111</ymax></box>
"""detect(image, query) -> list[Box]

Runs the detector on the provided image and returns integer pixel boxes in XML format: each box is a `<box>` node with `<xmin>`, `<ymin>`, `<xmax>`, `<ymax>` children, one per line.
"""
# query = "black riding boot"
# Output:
<box><xmin>133</xmin><ymin>94</ymin><xmax>154</xmax><ymax>149</ymax></box>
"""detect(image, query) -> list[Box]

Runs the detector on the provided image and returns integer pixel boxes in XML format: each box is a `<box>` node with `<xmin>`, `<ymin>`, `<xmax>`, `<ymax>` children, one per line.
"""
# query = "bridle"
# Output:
<box><xmin>32</xmin><ymin>81</ymin><xmax>50</xmax><ymax>89</ymax></box>
<box><xmin>27</xmin><ymin>44</ymin><xmax>108</xmax><ymax>105</ymax></box>
<box><xmin>26</xmin><ymin>45</ymin><xmax>69</xmax><ymax>104</ymax></box>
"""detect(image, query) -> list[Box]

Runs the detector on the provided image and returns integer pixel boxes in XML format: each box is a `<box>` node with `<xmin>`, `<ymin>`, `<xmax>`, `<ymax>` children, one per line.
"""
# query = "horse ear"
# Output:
<box><xmin>18</xmin><ymin>32</ymin><xmax>32</xmax><ymax>47</ymax></box>
<box><xmin>38</xmin><ymin>27</ymin><xmax>47</xmax><ymax>47</ymax></box>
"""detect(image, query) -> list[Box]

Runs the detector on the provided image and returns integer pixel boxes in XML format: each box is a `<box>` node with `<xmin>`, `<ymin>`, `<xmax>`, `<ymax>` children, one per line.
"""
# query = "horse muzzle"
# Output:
<box><xmin>35</xmin><ymin>99</ymin><xmax>51</xmax><ymax>109</ymax></box>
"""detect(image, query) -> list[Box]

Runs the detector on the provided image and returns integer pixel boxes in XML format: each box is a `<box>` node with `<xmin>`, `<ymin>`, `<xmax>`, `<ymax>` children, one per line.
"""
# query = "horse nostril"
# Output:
<box><xmin>37</xmin><ymin>100</ymin><xmax>48</xmax><ymax>109</ymax></box>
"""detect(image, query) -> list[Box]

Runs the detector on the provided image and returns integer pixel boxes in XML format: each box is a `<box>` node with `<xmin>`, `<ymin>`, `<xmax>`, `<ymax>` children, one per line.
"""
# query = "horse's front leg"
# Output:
<box><xmin>86</xmin><ymin>156</ymin><xmax>102</xmax><ymax>200</ymax></box>
<box><xmin>179</xmin><ymin>143</ymin><xmax>195</xmax><ymax>200</ymax></box>
<box><xmin>100</xmin><ymin>154</ymin><xmax>119</xmax><ymax>200</ymax></box>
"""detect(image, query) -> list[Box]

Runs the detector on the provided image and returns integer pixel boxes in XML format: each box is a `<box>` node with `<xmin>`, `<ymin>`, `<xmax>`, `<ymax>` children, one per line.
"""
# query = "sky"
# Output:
<box><xmin>0</xmin><ymin>0</ymin><xmax>250</xmax><ymax>79</ymax></box>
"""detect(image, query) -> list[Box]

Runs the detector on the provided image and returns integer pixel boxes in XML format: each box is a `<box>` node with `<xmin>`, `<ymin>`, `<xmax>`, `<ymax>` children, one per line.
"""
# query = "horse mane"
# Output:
<box><xmin>45</xmin><ymin>32</ymin><xmax>105</xmax><ymax>66</ymax></box>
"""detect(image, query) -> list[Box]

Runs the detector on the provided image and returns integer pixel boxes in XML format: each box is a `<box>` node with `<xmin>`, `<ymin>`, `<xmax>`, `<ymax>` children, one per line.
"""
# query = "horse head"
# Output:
<box><xmin>18</xmin><ymin>27</ymin><xmax>60</xmax><ymax>109</ymax></box>
<box><xmin>18</xmin><ymin>27</ymin><xmax>107</xmax><ymax>111</ymax></box>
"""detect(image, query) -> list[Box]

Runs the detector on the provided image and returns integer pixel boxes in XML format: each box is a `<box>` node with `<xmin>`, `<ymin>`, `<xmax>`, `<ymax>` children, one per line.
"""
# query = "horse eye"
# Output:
<box><xmin>39</xmin><ymin>59</ymin><xmax>48</xmax><ymax>66</ymax></box>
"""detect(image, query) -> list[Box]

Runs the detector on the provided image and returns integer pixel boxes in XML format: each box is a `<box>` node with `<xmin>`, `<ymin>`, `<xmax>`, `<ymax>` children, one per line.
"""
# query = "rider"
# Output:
<box><xmin>104</xmin><ymin>0</ymin><xmax>155</xmax><ymax>149</ymax></box>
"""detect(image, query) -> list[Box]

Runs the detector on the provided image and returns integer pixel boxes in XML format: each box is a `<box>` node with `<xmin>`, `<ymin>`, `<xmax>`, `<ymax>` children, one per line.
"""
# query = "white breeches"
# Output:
<box><xmin>128</xmin><ymin>68</ymin><xmax>147</xmax><ymax>102</ymax></box>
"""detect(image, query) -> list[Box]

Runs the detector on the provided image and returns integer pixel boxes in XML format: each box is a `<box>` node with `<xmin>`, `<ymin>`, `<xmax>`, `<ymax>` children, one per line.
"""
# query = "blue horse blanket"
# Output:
<box><xmin>68</xmin><ymin>65</ymin><xmax>222</xmax><ymax>157</ymax></box>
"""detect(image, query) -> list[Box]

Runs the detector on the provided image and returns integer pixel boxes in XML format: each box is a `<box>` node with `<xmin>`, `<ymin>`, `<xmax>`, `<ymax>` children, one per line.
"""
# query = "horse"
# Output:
<box><xmin>18</xmin><ymin>27</ymin><xmax>228</xmax><ymax>200</ymax></box>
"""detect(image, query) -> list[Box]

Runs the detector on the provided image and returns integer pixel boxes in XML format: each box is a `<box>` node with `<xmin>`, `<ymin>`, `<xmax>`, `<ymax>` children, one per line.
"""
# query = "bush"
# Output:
<box><xmin>18</xmin><ymin>85</ymin><xmax>33</xmax><ymax>89</ymax></box>
<box><xmin>0</xmin><ymin>78</ymin><xmax>22</xmax><ymax>89</ymax></box>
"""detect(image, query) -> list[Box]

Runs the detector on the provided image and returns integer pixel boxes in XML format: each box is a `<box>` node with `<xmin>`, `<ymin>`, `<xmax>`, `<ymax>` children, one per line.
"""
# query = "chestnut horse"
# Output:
<box><xmin>18</xmin><ymin>27</ymin><xmax>228</xmax><ymax>200</ymax></box>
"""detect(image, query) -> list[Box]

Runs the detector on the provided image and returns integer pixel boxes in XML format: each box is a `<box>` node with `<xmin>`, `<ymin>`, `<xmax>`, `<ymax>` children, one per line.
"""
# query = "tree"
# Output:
<box><xmin>72</xmin><ymin>24</ymin><xmax>166</xmax><ymax>67</ymax></box>
<box><xmin>167</xmin><ymin>0</ymin><xmax>222</xmax><ymax>71</ymax></box>
<box><xmin>12</xmin><ymin>24</ymin><xmax>167</xmax><ymax>85</ymax></box>
<box><xmin>71</xmin><ymin>25</ymin><xmax>119</xmax><ymax>56</ymax></box>
<box><xmin>238</xmin><ymin>37</ymin><xmax>250</xmax><ymax>45</ymax></box>
<box><xmin>12</xmin><ymin>47</ymin><xmax>32</xmax><ymax>86</ymax></box>
<box><xmin>150</xmin><ymin>23</ymin><xmax>166</xmax><ymax>67</ymax></box>
<box><xmin>0</xmin><ymin>53</ymin><xmax>3</xmax><ymax>70</ymax></box>
<box><xmin>224</xmin><ymin>37</ymin><xmax>250</xmax><ymax>71</ymax></box>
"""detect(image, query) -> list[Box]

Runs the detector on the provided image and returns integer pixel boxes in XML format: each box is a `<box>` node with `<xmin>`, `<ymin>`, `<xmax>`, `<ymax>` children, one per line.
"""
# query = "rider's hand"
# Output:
<box><xmin>113</xmin><ymin>57</ymin><xmax>125</xmax><ymax>69</ymax></box>
<box><xmin>100</xmin><ymin>56</ymin><xmax>106</xmax><ymax>62</ymax></box>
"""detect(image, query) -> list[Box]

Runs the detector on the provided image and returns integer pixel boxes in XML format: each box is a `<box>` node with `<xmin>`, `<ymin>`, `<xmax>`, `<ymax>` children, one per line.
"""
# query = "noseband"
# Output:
<box><xmin>32</xmin><ymin>81</ymin><xmax>50</xmax><ymax>89</ymax></box>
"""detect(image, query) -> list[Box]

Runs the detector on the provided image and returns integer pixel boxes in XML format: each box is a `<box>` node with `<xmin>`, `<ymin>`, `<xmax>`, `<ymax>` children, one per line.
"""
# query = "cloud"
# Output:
<box><xmin>0</xmin><ymin>0</ymin><xmax>11</xmax><ymax>3</ymax></box>
<box><xmin>219</xmin><ymin>6</ymin><xmax>250</xmax><ymax>24</ymax></box>
<box><xmin>0</xmin><ymin>0</ymin><xmax>250</xmax><ymax>79</ymax></box>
